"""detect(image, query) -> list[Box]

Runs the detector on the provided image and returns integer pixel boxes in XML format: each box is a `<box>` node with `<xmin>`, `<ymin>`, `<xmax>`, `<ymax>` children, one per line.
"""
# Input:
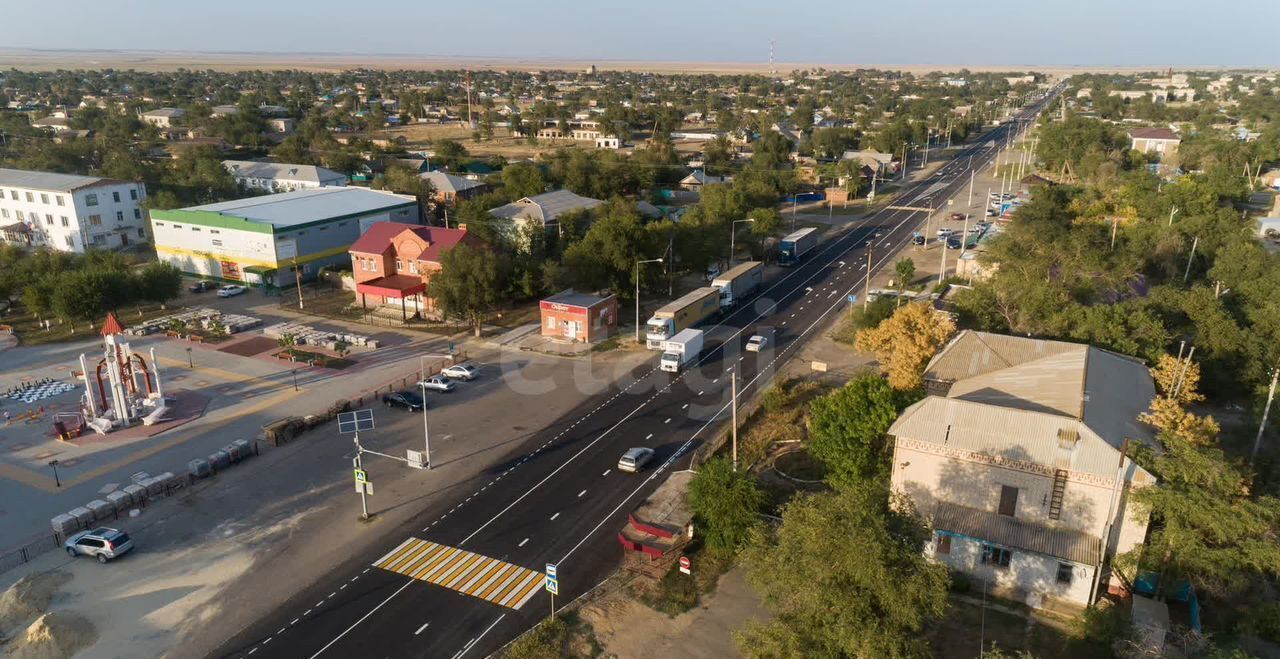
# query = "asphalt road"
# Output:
<box><xmin>213</xmin><ymin>87</ymin><xmax>1061</xmax><ymax>659</ymax></box>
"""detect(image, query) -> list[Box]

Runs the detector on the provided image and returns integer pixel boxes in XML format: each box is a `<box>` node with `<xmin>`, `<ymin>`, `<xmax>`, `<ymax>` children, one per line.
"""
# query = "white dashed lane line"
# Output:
<box><xmin>416</xmin><ymin>622</ymin><xmax>431</xmax><ymax>635</ymax></box>
<box><xmin>551</xmin><ymin>512</ymin><xmax>561</xmax><ymax>520</ymax></box>
<box><xmin>578</xmin><ymin>490</ymin><xmax>587</xmax><ymax>498</ymax></box>
<box><xmin>518</xmin><ymin>538</ymin><xmax>529</xmax><ymax>547</ymax></box>
<box><xmin>602</xmin><ymin>469</ymin><xmax>611</xmax><ymax>476</ymax></box>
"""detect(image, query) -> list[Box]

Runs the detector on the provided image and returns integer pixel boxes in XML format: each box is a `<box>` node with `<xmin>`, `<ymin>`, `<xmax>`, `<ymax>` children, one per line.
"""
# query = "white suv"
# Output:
<box><xmin>65</xmin><ymin>527</ymin><xmax>134</xmax><ymax>563</ymax></box>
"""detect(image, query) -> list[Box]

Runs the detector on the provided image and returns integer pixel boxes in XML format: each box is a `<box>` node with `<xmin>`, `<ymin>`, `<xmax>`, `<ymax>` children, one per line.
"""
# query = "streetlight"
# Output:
<box><xmin>292</xmin><ymin>369</ymin><xmax>298</xmax><ymax>391</ymax></box>
<box><xmin>48</xmin><ymin>459</ymin><xmax>61</xmax><ymax>488</ymax></box>
<box><xmin>730</xmin><ymin>218</ymin><xmax>755</xmax><ymax>267</ymax></box>
<box><xmin>416</xmin><ymin>354</ymin><xmax>448</xmax><ymax>469</ymax></box>
<box><xmin>634</xmin><ymin>258</ymin><xmax>663</xmax><ymax>345</ymax></box>
<box><xmin>185</xmin><ymin>347</ymin><xmax>193</xmax><ymax>368</ymax></box>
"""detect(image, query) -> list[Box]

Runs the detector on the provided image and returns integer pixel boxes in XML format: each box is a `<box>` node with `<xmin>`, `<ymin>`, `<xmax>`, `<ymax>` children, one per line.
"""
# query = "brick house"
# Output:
<box><xmin>349</xmin><ymin>222</ymin><xmax>478</xmax><ymax>320</ymax></box>
<box><xmin>1127</xmin><ymin>128</ymin><xmax>1180</xmax><ymax>159</ymax></box>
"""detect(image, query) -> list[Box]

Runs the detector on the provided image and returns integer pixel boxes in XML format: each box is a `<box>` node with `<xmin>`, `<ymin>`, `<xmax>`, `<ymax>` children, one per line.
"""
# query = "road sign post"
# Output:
<box><xmin>679</xmin><ymin>555</ymin><xmax>691</xmax><ymax>575</ymax></box>
<box><xmin>339</xmin><ymin>409</ymin><xmax>376</xmax><ymax>520</ymax></box>
<box><xmin>545</xmin><ymin>563</ymin><xmax>559</xmax><ymax>617</ymax></box>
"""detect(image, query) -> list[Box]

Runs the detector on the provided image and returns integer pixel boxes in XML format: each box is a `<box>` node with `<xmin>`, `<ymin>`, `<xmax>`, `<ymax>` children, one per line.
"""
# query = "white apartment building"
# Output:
<box><xmin>0</xmin><ymin>169</ymin><xmax>148</xmax><ymax>252</ymax></box>
<box><xmin>223</xmin><ymin>160</ymin><xmax>348</xmax><ymax>192</ymax></box>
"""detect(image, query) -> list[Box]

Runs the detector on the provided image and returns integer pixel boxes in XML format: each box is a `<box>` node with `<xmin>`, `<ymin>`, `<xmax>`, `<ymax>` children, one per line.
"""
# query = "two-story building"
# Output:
<box><xmin>223</xmin><ymin>160</ymin><xmax>348</xmax><ymax>192</ymax></box>
<box><xmin>150</xmin><ymin>187</ymin><xmax>416</xmax><ymax>288</ymax></box>
<box><xmin>0</xmin><ymin>168</ymin><xmax>148</xmax><ymax>252</ymax></box>
<box><xmin>888</xmin><ymin>331</ymin><xmax>1156</xmax><ymax>609</ymax></box>
<box><xmin>348</xmin><ymin>222</ymin><xmax>478</xmax><ymax>319</ymax></box>
<box><xmin>1127</xmin><ymin>128</ymin><xmax>1181</xmax><ymax>159</ymax></box>
<box><xmin>141</xmin><ymin>108</ymin><xmax>185</xmax><ymax>128</ymax></box>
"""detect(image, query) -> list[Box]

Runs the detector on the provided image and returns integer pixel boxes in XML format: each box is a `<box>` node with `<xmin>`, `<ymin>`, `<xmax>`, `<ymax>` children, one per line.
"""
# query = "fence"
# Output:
<box><xmin>0</xmin><ymin>531</ymin><xmax>63</xmax><ymax>574</ymax></box>
<box><xmin>487</xmin><ymin>571</ymin><xmax>638</xmax><ymax>657</ymax></box>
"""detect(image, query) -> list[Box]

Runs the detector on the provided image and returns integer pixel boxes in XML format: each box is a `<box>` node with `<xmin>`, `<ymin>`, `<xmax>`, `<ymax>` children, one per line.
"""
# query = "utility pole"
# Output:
<box><xmin>1183</xmin><ymin>236</ymin><xmax>1199</xmax><ymax>284</ymax></box>
<box><xmin>731</xmin><ymin>370</ymin><xmax>739</xmax><ymax>471</ymax></box>
<box><xmin>418</xmin><ymin>357</ymin><xmax>434</xmax><ymax>469</ymax></box>
<box><xmin>968</xmin><ymin>170</ymin><xmax>975</xmax><ymax>208</ymax></box>
<box><xmin>938</xmin><ymin>231</ymin><xmax>947</xmax><ymax>286</ymax></box>
<box><xmin>1252</xmin><ymin>367</ymin><xmax>1278</xmax><ymax>465</ymax></box>
<box><xmin>353</xmin><ymin>434</ymin><xmax>370</xmax><ymax>520</ymax></box>
<box><xmin>634</xmin><ymin>258</ymin><xmax>663</xmax><ymax>344</ymax></box>
<box><xmin>863</xmin><ymin>240</ymin><xmax>872</xmax><ymax>312</ymax></box>
<box><xmin>294</xmin><ymin>256</ymin><xmax>304</xmax><ymax>310</ymax></box>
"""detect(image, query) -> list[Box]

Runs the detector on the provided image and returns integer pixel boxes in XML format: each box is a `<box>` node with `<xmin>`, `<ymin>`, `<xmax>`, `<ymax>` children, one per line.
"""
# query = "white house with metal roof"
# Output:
<box><xmin>488</xmin><ymin>189</ymin><xmax>603</xmax><ymax>242</ymax></box>
<box><xmin>149</xmin><ymin>187</ymin><xmax>417</xmax><ymax>288</ymax></box>
<box><xmin>888</xmin><ymin>330</ymin><xmax>1157</xmax><ymax>609</ymax></box>
<box><xmin>223</xmin><ymin>160</ymin><xmax>348</xmax><ymax>192</ymax></box>
<box><xmin>0</xmin><ymin>168</ymin><xmax>148</xmax><ymax>252</ymax></box>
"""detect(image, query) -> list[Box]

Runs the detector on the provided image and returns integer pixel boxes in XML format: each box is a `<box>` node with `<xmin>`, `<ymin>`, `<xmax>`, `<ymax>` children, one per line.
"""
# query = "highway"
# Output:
<box><xmin>213</xmin><ymin>86</ymin><xmax>1061</xmax><ymax>659</ymax></box>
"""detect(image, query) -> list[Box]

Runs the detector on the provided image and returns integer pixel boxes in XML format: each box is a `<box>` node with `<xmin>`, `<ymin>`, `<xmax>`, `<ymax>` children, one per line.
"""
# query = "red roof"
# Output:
<box><xmin>348</xmin><ymin>222</ymin><xmax>474</xmax><ymax>264</ymax></box>
<box><xmin>1128</xmin><ymin>127</ymin><xmax>1179</xmax><ymax>141</ymax></box>
<box><xmin>101</xmin><ymin>311</ymin><xmax>126</xmax><ymax>336</ymax></box>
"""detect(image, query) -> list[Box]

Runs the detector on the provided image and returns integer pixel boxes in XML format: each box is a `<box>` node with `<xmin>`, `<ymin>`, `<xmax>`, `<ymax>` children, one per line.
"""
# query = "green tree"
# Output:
<box><xmin>426</xmin><ymin>243</ymin><xmax>510</xmax><ymax>337</ymax></box>
<box><xmin>501</xmin><ymin>162</ymin><xmax>547</xmax><ymax>200</ymax></box>
<box><xmin>135</xmin><ymin>262</ymin><xmax>183</xmax><ymax>309</ymax></box>
<box><xmin>434</xmin><ymin>138</ymin><xmax>468</xmax><ymax>171</ymax></box>
<box><xmin>894</xmin><ymin>258</ymin><xmax>916</xmax><ymax>291</ymax></box>
<box><xmin>808</xmin><ymin>374</ymin><xmax>913</xmax><ymax>484</ymax></box>
<box><xmin>562</xmin><ymin>199</ymin><xmax>657</xmax><ymax>296</ymax></box>
<box><xmin>737</xmin><ymin>481</ymin><xmax>950</xmax><ymax>659</ymax></box>
<box><xmin>687</xmin><ymin>456</ymin><xmax>765</xmax><ymax>559</ymax></box>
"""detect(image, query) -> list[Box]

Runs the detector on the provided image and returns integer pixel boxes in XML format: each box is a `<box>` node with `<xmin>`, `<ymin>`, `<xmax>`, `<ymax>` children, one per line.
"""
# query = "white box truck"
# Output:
<box><xmin>660</xmin><ymin>329</ymin><xmax>704</xmax><ymax>373</ymax></box>
<box><xmin>645</xmin><ymin>287</ymin><xmax>720</xmax><ymax>350</ymax></box>
<box><xmin>712</xmin><ymin>261</ymin><xmax>764</xmax><ymax>309</ymax></box>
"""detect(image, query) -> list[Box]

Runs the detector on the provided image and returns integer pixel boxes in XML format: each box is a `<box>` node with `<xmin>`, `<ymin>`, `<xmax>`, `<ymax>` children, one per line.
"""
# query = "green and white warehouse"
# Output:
<box><xmin>150</xmin><ymin>187</ymin><xmax>418</xmax><ymax>287</ymax></box>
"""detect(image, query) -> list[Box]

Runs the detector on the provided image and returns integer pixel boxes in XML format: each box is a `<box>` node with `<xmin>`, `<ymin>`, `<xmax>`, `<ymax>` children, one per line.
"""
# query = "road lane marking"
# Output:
<box><xmin>645</xmin><ymin>433</ymin><xmax>653</xmax><ymax>439</ymax></box>
<box><xmin>602</xmin><ymin>469</ymin><xmax>611</xmax><ymax>476</ymax></box>
<box><xmin>551</xmin><ymin>512</ymin><xmax>561</xmax><ymax>520</ymax></box>
<box><xmin>307</xmin><ymin>580</ymin><xmax>413</xmax><ymax>659</ymax></box>
<box><xmin>415</xmin><ymin>622</ymin><xmax>430</xmax><ymax>635</ymax></box>
<box><xmin>291</xmin><ymin>619</ymin><xmax>299</xmax><ymax>625</ymax></box>
<box><xmin>578</xmin><ymin>489</ymin><xmax>588</xmax><ymax>497</ymax></box>
<box><xmin>518</xmin><ymin>538</ymin><xmax>529</xmax><ymax>547</ymax></box>
<box><xmin>664</xmin><ymin>418</ymin><xmax>671</xmax><ymax>423</ymax></box>
<box><xmin>373</xmin><ymin>538</ymin><xmax>543</xmax><ymax>610</ymax></box>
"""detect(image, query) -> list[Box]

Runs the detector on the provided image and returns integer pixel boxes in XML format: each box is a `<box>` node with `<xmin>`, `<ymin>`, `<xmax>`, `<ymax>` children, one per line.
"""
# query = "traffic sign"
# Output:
<box><xmin>679</xmin><ymin>556</ymin><xmax>691</xmax><ymax>575</ymax></box>
<box><xmin>355</xmin><ymin>481</ymin><xmax>373</xmax><ymax>495</ymax></box>
<box><xmin>847</xmin><ymin>294</ymin><xmax>858</xmax><ymax>304</ymax></box>
<box><xmin>545</xmin><ymin>577</ymin><xmax>558</xmax><ymax>595</ymax></box>
<box><xmin>354</xmin><ymin>468</ymin><xmax>367</xmax><ymax>484</ymax></box>
<box><xmin>545</xmin><ymin>563</ymin><xmax>557</xmax><ymax>579</ymax></box>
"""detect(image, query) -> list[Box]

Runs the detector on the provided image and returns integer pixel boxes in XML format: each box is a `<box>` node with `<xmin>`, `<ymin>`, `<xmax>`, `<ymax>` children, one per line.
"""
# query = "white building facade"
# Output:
<box><xmin>0</xmin><ymin>169</ymin><xmax>148</xmax><ymax>252</ymax></box>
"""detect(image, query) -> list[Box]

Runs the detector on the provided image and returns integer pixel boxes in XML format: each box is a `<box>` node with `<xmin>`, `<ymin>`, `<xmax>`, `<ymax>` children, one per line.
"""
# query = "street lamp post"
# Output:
<box><xmin>48</xmin><ymin>459</ymin><xmax>61</xmax><ymax>488</ymax></box>
<box><xmin>417</xmin><ymin>355</ymin><xmax>442</xmax><ymax>469</ymax></box>
<box><xmin>730</xmin><ymin>218</ymin><xmax>755</xmax><ymax>267</ymax></box>
<box><xmin>634</xmin><ymin>258</ymin><xmax>663</xmax><ymax>345</ymax></box>
<box><xmin>185</xmin><ymin>347</ymin><xmax>193</xmax><ymax>369</ymax></box>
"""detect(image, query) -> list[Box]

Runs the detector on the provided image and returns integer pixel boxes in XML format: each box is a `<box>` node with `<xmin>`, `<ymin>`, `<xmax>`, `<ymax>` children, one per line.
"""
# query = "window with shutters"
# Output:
<box><xmin>997</xmin><ymin>485</ymin><xmax>1018</xmax><ymax>517</ymax></box>
<box><xmin>935</xmin><ymin>534</ymin><xmax>952</xmax><ymax>555</ymax></box>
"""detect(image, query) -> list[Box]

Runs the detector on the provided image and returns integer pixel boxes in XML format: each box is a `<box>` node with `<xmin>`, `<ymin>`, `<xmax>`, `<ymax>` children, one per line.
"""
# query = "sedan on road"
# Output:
<box><xmin>745</xmin><ymin>335</ymin><xmax>767</xmax><ymax>352</ymax></box>
<box><xmin>382</xmin><ymin>391</ymin><xmax>425</xmax><ymax>412</ymax></box>
<box><xmin>946</xmin><ymin>237</ymin><xmax>963</xmax><ymax>250</ymax></box>
<box><xmin>65</xmin><ymin>527</ymin><xmax>134</xmax><ymax>564</ymax></box>
<box><xmin>417</xmin><ymin>375</ymin><xmax>457</xmax><ymax>393</ymax></box>
<box><xmin>441</xmin><ymin>364</ymin><xmax>480</xmax><ymax>381</ymax></box>
<box><xmin>949</xmin><ymin>212</ymin><xmax>966</xmax><ymax>221</ymax></box>
<box><xmin>216</xmin><ymin>284</ymin><xmax>247</xmax><ymax>298</ymax></box>
<box><xmin>188</xmin><ymin>281</ymin><xmax>215</xmax><ymax>293</ymax></box>
<box><xmin>618</xmin><ymin>447</ymin><xmax>655</xmax><ymax>473</ymax></box>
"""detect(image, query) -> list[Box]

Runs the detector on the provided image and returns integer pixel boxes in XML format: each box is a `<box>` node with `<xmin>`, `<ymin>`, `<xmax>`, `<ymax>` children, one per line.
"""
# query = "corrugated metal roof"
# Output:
<box><xmin>889</xmin><ymin>397</ymin><xmax>1151</xmax><ymax>480</ymax></box>
<box><xmin>419</xmin><ymin>170</ymin><xmax>485</xmax><ymax>195</ymax></box>
<box><xmin>926</xmin><ymin>331</ymin><xmax>1078</xmax><ymax>383</ymax></box>
<box><xmin>183</xmin><ymin>187</ymin><xmax>416</xmax><ymax>228</ymax></box>
<box><xmin>489</xmin><ymin>189</ymin><xmax>603</xmax><ymax>224</ymax></box>
<box><xmin>933</xmin><ymin>502</ymin><xmax>1102</xmax><ymax>566</ymax></box>
<box><xmin>0</xmin><ymin>168</ymin><xmax>114</xmax><ymax>193</ymax></box>
<box><xmin>223</xmin><ymin>160</ymin><xmax>345</xmax><ymax>185</ymax></box>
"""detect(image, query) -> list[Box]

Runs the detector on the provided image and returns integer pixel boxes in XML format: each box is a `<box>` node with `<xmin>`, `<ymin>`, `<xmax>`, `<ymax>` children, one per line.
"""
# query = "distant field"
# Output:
<box><xmin>0</xmin><ymin>48</ymin><xmax>1223</xmax><ymax>75</ymax></box>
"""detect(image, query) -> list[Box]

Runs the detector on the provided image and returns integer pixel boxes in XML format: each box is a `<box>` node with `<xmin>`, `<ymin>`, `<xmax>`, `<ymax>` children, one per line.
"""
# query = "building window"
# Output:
<box><xmin>15</xmin><ymin>210</ymin><xmax>23</xmax><ymax>221</ymax></box>
<box><xmin>396</xmin><ymin>259</ymin><xmax>403</xmax><ymax>271</ymax></box>
<box><xmin>360</xmin><ymin>259</ymin><xmax>368</xmax><ymax>272</ymax></box>
<box><xmin>45</xmin><ymin>214</ymin><xmax>52</xmax><ymax>225</ymax></box>
<box><xmin>129</xmin><ymin>189</ymin><xmax>138</xmax><ymax>201</ymax></box>
<box><xmin>137</xmin><ymin>228</ymin><xmax>146</xmax><ymax>238</ymax></box>
<box><xmin>980</xmin><ymin>545</ymin><xmax>1012</xmax><ymax>569</ymax></box>
<box><xmin>85</xmin><ymin>193</ymin><xmax>98</xmax><ymax>206</ymax></box>
<box><xmin>211</xmin><ymin>239</ymin><xmax>223</xmax><ymax>247</ymax></box>
<box><xmin>997</xmin><ymin>485</ymin><xmax>1019</xmax><ymax>517</ymax></box>
<box><xmin>1056</xmin><ymin>563</ymin><xmax>1073</xmax><ymax>585</ymax></box>
<box><xmin>936</xmin><ymin>534</ymin><xmax>952</xmax><ymax>555</ymax></box>
<box><xmin>56</xmin><ymin>195</ymin><xmax>64</xmax><ymax>206</ymax></box>
<box><xmin>89</xmin><ymin>214</ymin><xmax>102</xmax><ymax>226</ymax></box>
<box><xmin>191</xmin><ymin>227</ymin><xmax>201</xmax><ymax>232</ymax></box>
<box><xmin>65</xmin><ymin>236</ymin><xmax>74</xmax><ymax>248</ymax></box>
<box><xmin>369</xmin><ymin>260</ymin><xmax>377</xmax><ymax>272</ymax></box>
<box><xmin>60</xmin><ymin>216</ymin><xmax>68</xmax><ymax>227</ymax></box>
<box><xmin>24</xmin><ymin>191</ymin><xmax>32</xmax><ymax>202</ymax></box>
<box><xmin>409</xmin><ymin>261</ymin><xmax>418</xmax><ymax>274</ymax></box>
<box><xmin>112</xmin><ymin>191</ymin><xmax>121</xmax><ymax>203</ymax></box>
<box><xmin>547</xmin><ymin>316</ymin><xmax>555</xmax><ymax>329</ymax></box>
<box><xmin>116</xmin><ymin>211</ymin><xmax>124</xmax><ymax>222</ymax></box>
<box><xmin>0</xmin><ymin>209</ymin><xmax>7</xmax><ymax>218</ymax></box>
<box><xmin>40</xmin><ymin>193</ymin><xmax>48</xmax><ymax>204</ymax></box>
<box><xmin>8</xmin><ymin>190</ymin><xmax>16</xmax><ymax>200</ymax></box>
<box><xmin>134</xmin><ymin>208</ymin><xmax>141</xmax><ymax>219</ymax></box>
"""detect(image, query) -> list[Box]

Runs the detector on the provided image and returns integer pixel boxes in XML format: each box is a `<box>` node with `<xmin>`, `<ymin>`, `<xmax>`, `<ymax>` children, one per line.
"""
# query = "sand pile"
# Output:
<box><xmin>0</xmin><ymin>572</ymin><xmax>72</xmax><ymax>633</ymax></box>
<box><xmin>3</xmin><ymin>611</ymin><xmax>97</xmax><ymax>659</ymax></box>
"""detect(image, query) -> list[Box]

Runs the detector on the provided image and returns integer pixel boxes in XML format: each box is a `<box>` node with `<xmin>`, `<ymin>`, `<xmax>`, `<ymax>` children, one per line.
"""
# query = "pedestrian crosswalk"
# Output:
<box><xmin>372</xmin><ymin>537</ymin><xmax>544</xmax><ymax>610</ymax></box>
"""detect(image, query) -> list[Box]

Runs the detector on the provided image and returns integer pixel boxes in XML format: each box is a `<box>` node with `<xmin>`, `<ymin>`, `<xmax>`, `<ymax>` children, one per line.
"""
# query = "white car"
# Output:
<box><xmin>417</xmin><ymin>375</ymin><xmax>457</xmax><ymax>393</ymax></box>
<box><xmin>745</xmin><ymin>335</ymin><xmax>767</xmax><ymax>352</ymax></box>
<box><xmin>618</xmin><ymin>447</ymin><xmax>655</xmax><ymax>473</ymax></box>
<box><xmin>441</xmin><ymin>363</ymin><xmax>480</xmax><ymax>381</ymax></box>
<box><xmin>936</xmin><ymin>228</ymin><xmax>953</xmax><ymax>237</ymax></box>
<box><xmin>216</xmin><ymin>284</ymin><xmax>246</xmax><ymax>298</ymax></box>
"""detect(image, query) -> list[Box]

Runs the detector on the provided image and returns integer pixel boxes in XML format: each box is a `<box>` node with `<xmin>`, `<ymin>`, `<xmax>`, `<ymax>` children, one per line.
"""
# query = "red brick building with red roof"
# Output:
<box><xmin>349</xmin><ymin>222</ymin><xmax>478</xmax><ymax>319</ymax></box>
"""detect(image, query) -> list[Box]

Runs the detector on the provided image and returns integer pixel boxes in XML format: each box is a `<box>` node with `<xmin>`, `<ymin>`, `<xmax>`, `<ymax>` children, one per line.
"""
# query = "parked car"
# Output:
<box><xmin>216</xmin><ymin>284</ymin><xmax>246</xmax><ymax>298</ymax></box>
<box><xmin>441</xmin><ymin>364</ymin><xmax>480</xmax><ymax>381</ymax></box>
<box><xmin>618</xmin><ymin>447</ymin><xmax>655</xmax><ymax>473</ymax></box>
<box><xmin>949</xmin><ymin>212</ymin><xmax>966</xmax><ymax>221</ymax></box>
<box><xmin>745</xmin><ymin>335</ymin><xmax>767</xmax><ymax>352</ymax></box>
<box><xmin>913</xmin><ymin>234</ymin><xmax>926</xmax><ymax>246</ymax></box>
<box><xmin>936</xmin><ymin>228</ymin><xmax>953</xmax><ymax>237</ymax></box>
<box><xmin>188</xmin><ymin>281</ymin><xmax>215</xmax><ymax>293</ymax></box>
<box><xmin>985</xmin><ymin>209</ymin><xmax>998</xmax><ymax>217</ymax></box>
<box><xmin>704</xmin><ymin>265</ymin><xmax>721</xmax><ymax>282</ymax></box>
<box><xmin>382</xmin><ymin>391</ymin><xmax>425</xmax><ymax>412</ymax></box>
<box><xmin>65</xmin><ymin>527</ymin><xmax>134</xmax><ymax>564</ymax></box>
<box><xmin>946</xmin><ymin>237</ymin><xmax>963</xmax><ymax>249</ymax></box>
<box><xmin>417</xmin><ymin>375</ymin><xmax>457</xmax><ymax>393</ymax></box>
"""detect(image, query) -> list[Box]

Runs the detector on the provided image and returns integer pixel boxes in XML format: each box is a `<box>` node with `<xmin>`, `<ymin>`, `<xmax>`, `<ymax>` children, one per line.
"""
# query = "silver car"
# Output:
<box><xmin>417</xmin><ymin>375</ymin><xmax>457</xmax><ymax>393</ymax></box>
<box><xmin>441</xmin><ymin>364</ymin><xmax>479</xmax><ymax>381</ymax></box>
<box><xmin>618</xmin><ymin>447</ymin><xmax>655</xmax><ymax>473</ymax></box>
<box><xmin>65</xmin><ymin>527</ymin><xmax>134</xmax><ymax>563</ymax></box>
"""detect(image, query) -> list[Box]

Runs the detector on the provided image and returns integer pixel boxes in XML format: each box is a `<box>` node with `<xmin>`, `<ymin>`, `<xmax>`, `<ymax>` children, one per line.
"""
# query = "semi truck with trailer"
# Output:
<box><xmin>711</xmin><ymin>261</ymin><xmax>764</xmax><ymax>309</ymax></box>
<box><xmin>777</xmin><ymin>227</ymin><xmax>818</xmax><ymax>266</ymax></box>
<box><xmin>659</xmin><ymin>329</ymin><xmax>704</xmax><ymax>373</ymax></box>
<box><xmin>645</xmin><ymin>287</ymin><xmax>720</xmax><ymax>350</ymax></box>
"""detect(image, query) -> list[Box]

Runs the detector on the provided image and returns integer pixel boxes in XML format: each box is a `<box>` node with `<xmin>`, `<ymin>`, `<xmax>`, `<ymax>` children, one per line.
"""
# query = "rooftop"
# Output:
<box><xmin>933</xmin><ymin>502</ymin><xmax>1102</xmax><ymax>566</ymax></box>
<box><xmin>223</xmin><ymin>160</ymin><xmax>346</xmax><ymax>185</ymax></box>
<box><xmin>348</xmin><ymin>221</ymin><xmax>473</xmax><ymax>263</ymax></box>
<box><xmin>0</xmin><ymin>168</ymin><xmax>122</xmax><ymax>193</ymax></box>
<box><xmin>489</xmin><ymin>189</ymin><xmax>603</xmax><ymax>224</ymax></box>
<box><xmin>544</xmin><ymin>288</ymin><xmax>614</xmax><ymax>309</ymax></box>
<box><xmin>176</xmin><ymin>187</ymin><xmax>415</xmax><ymax>228</ymax></box>
<box><xmin>419</xmin><ymin>170</ymin><xmax>486</xmax><ymax>195</ymax></box>
<box><xmin>1128</xmin><ymin>127</ymin><xmax>1180</xmax><ymax>141</ymax></box>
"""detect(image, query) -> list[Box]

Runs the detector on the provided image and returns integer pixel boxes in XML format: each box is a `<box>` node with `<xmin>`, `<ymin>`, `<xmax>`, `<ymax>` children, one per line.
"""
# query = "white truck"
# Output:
<box><xmin>659</xmin><ymin>329</ymin><xmax>704</xmax><ymax>373</ymax></box>
<box><xmin>711</xmin><ymin>261</ymin><xmax>764</xmax><ymax>310</ymax></box>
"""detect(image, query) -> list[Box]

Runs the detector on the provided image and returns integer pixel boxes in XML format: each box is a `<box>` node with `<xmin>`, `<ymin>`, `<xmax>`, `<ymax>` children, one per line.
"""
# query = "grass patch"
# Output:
<box><xmin>500</xmin><ymin>610</ymin><xmax>602</xmax><ymax>659</ymax></box>
<box><xmin>1</xmin><ymin>304</ymin><xmax>177</xmax><ymax>346</ymax></box>
<box><xmin>591</xmin><ymin>336</ymin><xmax>621</xmax><ymax>352</ymax></box>
<box><xmin>633</xmin><ymin>539</ymin><xmax>733</xmax><ymax>618</ymax></box>
<box><xmin>274</xmin><ymin>349</ymin><xmax>354</xmax><ymax>369</ymax></box>
<box><xmin>830</xmin><ymin>295</ymin><xmax>897</xmax><ymax>345</ymax></box>
<box><xmin>929</xmin><ymin>593</ymin><xmax>1112</xmax><ymax>659</ymax></box>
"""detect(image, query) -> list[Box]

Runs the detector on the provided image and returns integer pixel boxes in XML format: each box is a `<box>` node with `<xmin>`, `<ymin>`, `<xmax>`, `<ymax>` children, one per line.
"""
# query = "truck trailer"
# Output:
<box><xmin>711</xmin><ymin>261</ymin><xmax>764</xmax><ymax>309</ymax></box>
<box><xmin>659</xmin><ymin>329</ymin><xmax>704</xmax><ymax>373</ymax></box>
<box><xmin>778</xmin><ymin>227</ymin><xmax>818</xmax><ymax>266</ymax></box>
<box><xmin>645</xmin><ymin>287</ymin><xmax>719</xmax><ymax>350</ymax></box>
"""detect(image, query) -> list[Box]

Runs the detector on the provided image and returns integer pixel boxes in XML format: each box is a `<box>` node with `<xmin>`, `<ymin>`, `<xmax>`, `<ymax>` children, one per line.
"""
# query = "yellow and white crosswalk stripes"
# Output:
<box><xmin>373</xmin><ymin>538</ymin><xmax>544</xmax><ymax>610</ymax></box>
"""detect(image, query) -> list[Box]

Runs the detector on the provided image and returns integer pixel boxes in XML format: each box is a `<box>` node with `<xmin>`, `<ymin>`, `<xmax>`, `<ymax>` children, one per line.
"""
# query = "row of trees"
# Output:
<box><xmin>0</xmin><ymin>245</ymin><xmax>182</xmax><ymax>323</ymax></box>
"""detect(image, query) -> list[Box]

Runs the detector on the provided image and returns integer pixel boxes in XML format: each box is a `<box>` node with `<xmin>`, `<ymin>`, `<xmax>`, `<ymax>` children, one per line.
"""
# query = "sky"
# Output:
<box><xmin>8</xmin><ymin>0</ymin><xmax>1277</xmax><ymax>67</ymax></box>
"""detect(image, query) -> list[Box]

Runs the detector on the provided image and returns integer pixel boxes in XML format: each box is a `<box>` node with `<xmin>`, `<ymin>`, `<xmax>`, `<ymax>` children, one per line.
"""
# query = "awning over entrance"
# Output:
<box><xmin>356</xmin><ymin>274</ymin><xmax>426</xmax><ymax>299</ymax></box>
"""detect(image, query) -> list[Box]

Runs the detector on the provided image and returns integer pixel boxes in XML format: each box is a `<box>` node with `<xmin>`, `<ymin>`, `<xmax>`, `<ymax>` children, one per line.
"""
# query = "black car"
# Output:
<box><xmin>912</xmin><ymin>234</ymin><xmax>926</xmax><ymax>246</ymax></box>
<box><xmin>946</xmin><ymin>237</ymin><xmax>963</xmax><ymax>249</ymax></box>
<box><xmin>188</xmin><ymin>281</ymin><xmax>214</xmax><ymax>293</ymax></box>
<box><xmin>382</xmin><ymin>391</ymin><xmax>425</xmax><ymax>412</ymax></box>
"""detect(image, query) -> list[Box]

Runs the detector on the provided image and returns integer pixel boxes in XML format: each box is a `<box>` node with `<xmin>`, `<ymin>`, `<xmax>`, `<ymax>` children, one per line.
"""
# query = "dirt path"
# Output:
<box><xmin>579</xmin><ymin>567</ymin><xmax>769</xmax><ymax>659</ymax></box>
